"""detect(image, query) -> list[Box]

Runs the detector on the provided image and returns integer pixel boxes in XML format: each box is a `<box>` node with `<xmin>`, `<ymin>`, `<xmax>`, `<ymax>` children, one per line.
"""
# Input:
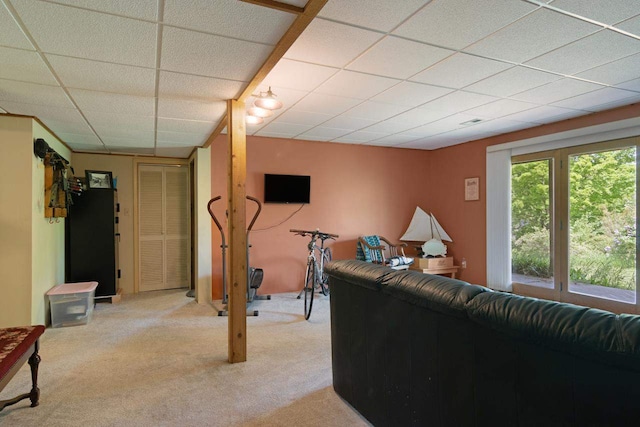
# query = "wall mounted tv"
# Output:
<box><xmin>264</xmin><ymin>174</ymin><xmax>310</xmax><ymax>204</ymax></box>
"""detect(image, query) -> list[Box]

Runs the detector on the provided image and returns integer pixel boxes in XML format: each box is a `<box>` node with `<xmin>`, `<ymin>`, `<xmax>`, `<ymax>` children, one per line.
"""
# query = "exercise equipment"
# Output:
<box><xmin>208</xmin><ymin>195</ymin><xmax>270</xmax><ymax>316</ymax></box>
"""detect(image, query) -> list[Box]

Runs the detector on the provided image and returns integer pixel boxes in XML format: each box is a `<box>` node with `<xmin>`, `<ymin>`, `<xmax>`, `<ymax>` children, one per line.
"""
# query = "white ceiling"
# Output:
<box><xmin>1</xmin><ymin>0</ymin><xmax>640</xmax><ymax>157</ymax></box>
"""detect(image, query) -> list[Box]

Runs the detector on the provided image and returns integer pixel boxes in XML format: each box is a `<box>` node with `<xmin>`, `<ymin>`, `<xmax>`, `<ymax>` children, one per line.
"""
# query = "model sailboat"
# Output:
<box><xmin>400</xmin><ymin>207</ymin><xmax>452</xmax><ymax>257</ymax></box>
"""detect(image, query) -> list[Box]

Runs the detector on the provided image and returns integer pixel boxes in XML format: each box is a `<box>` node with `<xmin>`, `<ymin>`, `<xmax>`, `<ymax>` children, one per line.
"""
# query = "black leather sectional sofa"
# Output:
<box><xmin>326</xmin><ymin>260</ymin><xmax>640</xmax><ymax>427</ymax></box>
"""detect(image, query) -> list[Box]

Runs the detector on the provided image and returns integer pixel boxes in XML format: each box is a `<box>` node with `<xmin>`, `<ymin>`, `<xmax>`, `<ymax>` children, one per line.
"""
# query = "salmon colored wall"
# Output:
<box><xmin>209</xmin><ymin>103</ymin><xmax>640</xmax><ymax>295</ymax></box>
<box><xmin>210</xmin><ymin>135</ymin><xmax>433</xmax><ymax>297</ymax></box>
<box><xmin>429</xmin><ymin>103</ymin><xmax>640</xmax><ymax>286</ymax></box>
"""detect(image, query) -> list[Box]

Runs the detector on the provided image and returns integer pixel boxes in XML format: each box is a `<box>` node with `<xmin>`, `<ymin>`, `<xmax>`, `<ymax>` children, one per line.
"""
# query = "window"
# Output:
<box><xmin>511</xmin><ymin>139</ymin><xmax>638</xmax><ymax>312</ymax></box>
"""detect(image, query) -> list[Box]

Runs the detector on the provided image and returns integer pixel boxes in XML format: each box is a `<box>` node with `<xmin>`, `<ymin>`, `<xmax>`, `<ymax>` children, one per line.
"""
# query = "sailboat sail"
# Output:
<box><xmin>399</xmin><ymin>207</ymin><xmax>453</xmax><ymax>242</ymax></box>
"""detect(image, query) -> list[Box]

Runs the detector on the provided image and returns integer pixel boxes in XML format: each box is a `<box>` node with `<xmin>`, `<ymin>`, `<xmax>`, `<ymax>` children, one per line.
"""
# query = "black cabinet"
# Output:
<box><xmin>65</xmin><ymin>189</ymin><xmax>119</xmax><ymax>298</ymax></box>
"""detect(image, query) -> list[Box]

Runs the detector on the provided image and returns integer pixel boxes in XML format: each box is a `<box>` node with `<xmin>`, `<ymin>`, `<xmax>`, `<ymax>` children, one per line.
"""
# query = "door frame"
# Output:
<box><xmin>133</xmin><ymin>157</ymin><xmax>190</xmax><ymax>294</ymax></box>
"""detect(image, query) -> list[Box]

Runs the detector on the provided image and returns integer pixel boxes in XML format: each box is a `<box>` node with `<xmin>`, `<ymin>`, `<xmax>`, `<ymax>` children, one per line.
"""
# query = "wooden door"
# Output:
<box><xmin>138</xmin><ymin>165</ymin><xmax>189</xmax><ymax>291</ymax></box>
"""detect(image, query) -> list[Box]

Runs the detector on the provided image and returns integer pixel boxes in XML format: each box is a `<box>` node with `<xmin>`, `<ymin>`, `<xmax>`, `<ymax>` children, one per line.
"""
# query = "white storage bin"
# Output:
<box><xmin>47</xmin><ymin>282</ymin><xmax>98</xmax><ymax>328</ymax></box>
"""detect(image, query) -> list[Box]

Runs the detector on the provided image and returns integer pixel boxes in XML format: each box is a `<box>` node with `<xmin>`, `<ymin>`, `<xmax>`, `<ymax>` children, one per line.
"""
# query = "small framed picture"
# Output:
<box><xmin>465</xmin><ymin>177</ymin><xmax>480</xmax><ymax>201</ymax></box>
<box><xmin>86</xmin><ymin>170</ymin><xmax>113</xmax><ymax>189</ymax></box>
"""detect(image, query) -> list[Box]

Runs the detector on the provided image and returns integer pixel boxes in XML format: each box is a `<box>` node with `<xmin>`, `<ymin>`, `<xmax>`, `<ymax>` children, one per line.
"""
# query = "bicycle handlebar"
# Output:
<box><xmin>290</xmin><ymin>229</ymin><xmax>339</xmax><ymax>240</ymax></box>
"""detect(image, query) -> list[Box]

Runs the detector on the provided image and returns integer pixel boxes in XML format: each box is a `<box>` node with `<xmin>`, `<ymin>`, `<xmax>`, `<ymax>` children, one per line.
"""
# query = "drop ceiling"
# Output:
<box><xmin>1</xmin><ymin>0</ymin><xmax>640</xmax><ymax>157</ymax></box>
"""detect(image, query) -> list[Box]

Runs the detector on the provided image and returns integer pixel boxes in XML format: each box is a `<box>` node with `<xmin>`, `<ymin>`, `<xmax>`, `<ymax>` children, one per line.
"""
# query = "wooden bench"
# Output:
<box><xmin>0</xmin><ymin>325</ymin><xmax>44</xmax><ymax>412</ymax></box>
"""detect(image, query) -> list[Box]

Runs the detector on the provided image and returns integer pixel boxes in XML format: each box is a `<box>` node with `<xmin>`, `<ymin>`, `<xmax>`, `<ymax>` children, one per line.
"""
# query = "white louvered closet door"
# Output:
<box><xmin>138</xmin><ymin>165</ymin><xmax>189</xmax><ymax>292</ymax></box>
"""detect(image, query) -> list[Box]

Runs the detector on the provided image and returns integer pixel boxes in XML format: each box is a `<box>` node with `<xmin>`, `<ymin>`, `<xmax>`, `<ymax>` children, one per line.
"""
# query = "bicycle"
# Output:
<box><xmin>290</xmin><ymin>229</ymin><xmax>339</xmax><ymax>320</ymax></box>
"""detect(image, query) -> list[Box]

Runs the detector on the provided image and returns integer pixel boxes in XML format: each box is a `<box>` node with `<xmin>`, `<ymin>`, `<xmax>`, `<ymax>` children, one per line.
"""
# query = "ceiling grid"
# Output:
<box><xmin>1</xmin><ymin>0</ymin><xmax>640</xmax><ymax>155</ymax></box>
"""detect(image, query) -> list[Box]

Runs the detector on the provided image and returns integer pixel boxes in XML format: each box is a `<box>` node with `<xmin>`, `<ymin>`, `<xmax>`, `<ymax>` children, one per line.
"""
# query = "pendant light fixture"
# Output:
<box><xmin>246</xmin><ymin>86</ymin><xmax>283</xmax><ymax>124</ymax></box>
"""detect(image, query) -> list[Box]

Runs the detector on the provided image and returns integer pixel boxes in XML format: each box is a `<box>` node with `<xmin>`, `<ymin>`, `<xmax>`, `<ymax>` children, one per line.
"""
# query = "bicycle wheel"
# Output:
<box><xmin>304</xmin><ymin>259</ymin><xmax>315</xmax><ymax>320</ymax></box>
<box><xmin>320</xmin><ymin>248</ymin><xmax>332</xmax><ymax>296</ymax></box>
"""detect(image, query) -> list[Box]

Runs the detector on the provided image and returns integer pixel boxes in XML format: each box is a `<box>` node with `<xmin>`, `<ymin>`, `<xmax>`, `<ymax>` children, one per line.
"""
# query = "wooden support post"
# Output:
<box><xmin>227</xmin><ymin>99</ymin><xmax>248</xmax><ymax>363</ymax></box>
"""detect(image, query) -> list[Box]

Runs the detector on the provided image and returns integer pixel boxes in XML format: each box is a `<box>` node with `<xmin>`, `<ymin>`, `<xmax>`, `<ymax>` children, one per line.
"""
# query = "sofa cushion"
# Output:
<box><xmin>467</xmin><ymin>291</ymin><xmax>640</xmax><ymax>371</ymax></box>
<box><xmin>325</xmin><ymin>259</ymin><xmax>393</xmax><ymax>291</ymax></box>
<box><xmin>381</xmin><ymin>269</ymin><xmax>491</xmax><ymax>318</ymax></box>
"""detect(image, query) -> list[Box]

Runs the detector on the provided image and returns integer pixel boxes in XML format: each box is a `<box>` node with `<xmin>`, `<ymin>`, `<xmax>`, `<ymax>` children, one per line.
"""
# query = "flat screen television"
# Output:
<box><xmin>264</xmin><ymin>174</ymin><xmax>310</xmax><ymax>204</ymax></box>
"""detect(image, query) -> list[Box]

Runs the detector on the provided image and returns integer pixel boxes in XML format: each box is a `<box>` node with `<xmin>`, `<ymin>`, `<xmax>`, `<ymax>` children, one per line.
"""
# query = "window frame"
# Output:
<box><xmin>511</xmin><ymin>137</ymin><xmax>639</xmax><ymax>314</ymax></box>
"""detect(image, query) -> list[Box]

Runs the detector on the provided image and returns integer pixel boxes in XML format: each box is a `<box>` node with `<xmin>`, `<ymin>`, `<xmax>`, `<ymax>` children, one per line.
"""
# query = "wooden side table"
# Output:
<box><xmin>410</xmin><ymin>265</ymin><xmax>460</xmax><ymax>279</ymax></box>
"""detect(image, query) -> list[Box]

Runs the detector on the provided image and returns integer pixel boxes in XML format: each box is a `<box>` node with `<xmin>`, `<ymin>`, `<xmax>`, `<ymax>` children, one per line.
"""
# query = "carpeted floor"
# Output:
<box><xmin>0</xmin><ymin>290</ymin><xmax>370</xmax><ymax>427</ymax></box>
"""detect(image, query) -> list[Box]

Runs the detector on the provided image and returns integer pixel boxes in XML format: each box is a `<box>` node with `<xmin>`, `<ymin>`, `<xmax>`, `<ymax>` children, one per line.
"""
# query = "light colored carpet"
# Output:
<box><xmin>0</xmin><ymin>290</ymin><xmax>370</xmax><ymax>427</ymax></box>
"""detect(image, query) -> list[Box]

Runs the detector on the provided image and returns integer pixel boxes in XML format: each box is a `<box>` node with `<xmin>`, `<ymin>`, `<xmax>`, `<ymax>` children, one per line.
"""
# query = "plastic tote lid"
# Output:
<box><xmin>47</xmin><ymin>282</ymin><xmax>98</xmax><ymax>295</ymax></box>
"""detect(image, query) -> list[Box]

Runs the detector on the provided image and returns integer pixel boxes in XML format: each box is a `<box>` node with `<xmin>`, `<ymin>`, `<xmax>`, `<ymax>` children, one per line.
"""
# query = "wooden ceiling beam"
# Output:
<box><xmin>239</xmin><ymin>0</ymin><xmax>304</xmax><ymax>15</ymax></box>
<box><xmin>202</xmin><ymin>0</ymin><xmax>328</xmax><ymax>147</ymax></box>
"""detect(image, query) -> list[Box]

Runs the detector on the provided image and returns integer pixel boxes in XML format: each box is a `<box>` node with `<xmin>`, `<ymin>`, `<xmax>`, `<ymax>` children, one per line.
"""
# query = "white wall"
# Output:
<box><xmin>193</xmin><ymin>147</ymin><xmax>212</xmax><ymax>304</ymax></box>
<box><xmin>31</xmin><ymin>121</ymin><xmax>71</xmax><ymax>325</ymax></box>
<box><xmin>0</xmin><ymin>116</ymin><xmax>33</xmax><ymax>327</ymax></box>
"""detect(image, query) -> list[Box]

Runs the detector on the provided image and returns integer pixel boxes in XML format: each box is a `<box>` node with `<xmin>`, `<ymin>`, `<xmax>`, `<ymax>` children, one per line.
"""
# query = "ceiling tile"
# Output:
<box><xmin>256</xmin><ymin>122</ymin><xmax>313</xmax><ymax>137</ymax></box>
<box><xmin>157</xmin><ymin>117</ymin><xmax>215</xmax><ymax>134</ymax></box>
<box><xmin>0</xmin><ymin>102</ymin><xmax>84</xmax><ymax>123</ymax></box>
<box><xmin>511</xmin><ymin>78</ymin><xmax>605</xmax><ymax>104</ymax></box>
<box><xmin>550</xmin><ymin>0</ymin><xmax>640</xmax><ymax>25</ymax></box>
<box><xmin>371</xmin><ymin>82</ymin><xmax>453</xmax><ymax>107</ymax></box>
<box><xmin>40</xmin><ymin>119</ymin><xmax>94</xmax><ymax>135</ymax></box>
<box><xmin>56</xmin><ymin>133</ymin><xmax>102</xmax><ymax>146</ymax></box>
<box><xmin>382</xmin><ymin>106</ymin><xmax>453</xmax><ymax>128</ymax></box>
<box><xmin>525</xmin><ymin>30</ymin><xmax>640</xmax><ymax>75</ymax></box>
<box><xmin>464</xmin><ymin>99</ymin><xmax>539</xmax><ymax>119</ymax></box>
<box><xmin>0</xmin><ymin>47</ymin><xmax>57</xmax><ymax>85</ymax></box>
<box><xmin>341</xmin><ymin>101</ymin><xmax>409</xmax><ymax>121</ymax></box>
<box><xmin>262</xmin><ymin>59</ymin><xmax>338</xmax><ymax>92</ymax></box>
<box><xmin>0</xmin><ymin>80</ymin><xmax>72</xmax><ymax>108</ymax></box>
<box><xmin>407</xmin><ymin>113</ymin><xmax>481</xmax><ymax>137</ymax></box>
<box><xmin>617</xmin><ymin>77</ymin><xmax>640</xmax><ymax>92</ymax></box>
<box><xmin>159</xmin><ymin>71</ymin><xmax>244</xmax><ymax>102</ymax></box>
<box><xmin>315</xmin><ymin>70</ymin><xmax>400</xmax><ymax>100</ymax></box>
<box><xmin>157</xmin><ymin>130</ymin><xmax>208</xmax><ymax>145</ymax></box>
<box><xmin>47</xmin><ymin>54</ymin><xmax>156</xmax><ymax>96</ymax></box>
<box><xmin>420</xmin><ymin>91</ymin><xmax>498</xmax><ymax>114</ymax></box>
<box><xmin>318</xmin><ymin>0</ymin><xmax>428</xmax><ymax>32</ymax></box>
<box><xmin>297</xmin><ymin>127</ymin><xmax>350</xmax><ymax>141</ymax></box>
<box><xmin>276</xmin><ymin>109</ymin><xmax>333</xmax><ymax>127</ymax></box>
<box><xmin>47</xmin><ymin>0</ymin><xmax>158</xmax><ymax>20</ymax></box>
<box><xmin>576</xmin><ymin>52</ymin><xmax>640</xmax><ymax>85</ymax></box>
<box><xmin>12</xmin><ymin>0</ymin><xmax>157</xmax><ymax>67</ymax></box>
<box><xmin>161</xmin><ymin>26</ymin><xmax>272</xmax><ymax>81</ymax></box>
<box><xmin>362</xmin><ymin>119</ymin><xmax>421</xmax><ymax>134</ymax></box>
<box><xmin>154</xmin><ymin>147</ymin><xmax>194</xmax><ymax>158</ymax></box>
<box><xmin>66</xmin><ymin>142</ymin><xmax>108</xmax><ymax>152</ymax></box>
<box><xmin>334</xmin><ymin>130</ymin><xmax>388</xmax><ymax>143</ymax></box>
<box><xmin>586</xmin><ymin>94</ymin><xmax>640</xmax><ymax>113</ymax></box>
<box><xmin>465</xmin><ymin>9</ymin><xmax>599</xmax><ymax>63</ymax></box>
<box><xmin>284</xmin><ymin>19</ymin><xmax>382</xmax><ymax>68</ymax></box>
<box><xmin>616</xmin><ymin>14</ymin><xmax>640</xmax><ymax>34</ymax></box>
<box><xmin>102</xmin><ymin>136</ymin><xmax>154</xmax><ymax>148</ymax></box>
<box><xmin>157</xmin><ymin>98</ymin><xmax>226</xmax><ymax>122</ymax></box>
<box><xmin>410</xmin><ymin>53</ymin><xmax>512</xmax><ymax>89</ymax></box>
<box><xmin>83</xmin><ymin>111</ymin><xmax>155</xmax><ymax>131</ymax></box>
<box><xmin>164</xmin><ymin>0</ymin><xmax>295</xmax><ymax>44</ymax></box>
<box><xmin>347</xmin><ymin>36</ymin><xmax>454</xmax><ymax>79</ymax></box>
<box><xmin>94</xmin><ymin>127</ymin><xmax>155</xmax><ymax>143</ymax></box>
<box><xmin>109</xmin><ymin>146</ymin><xmax>155</xmax><ymax>155</ymax></box>
<box><xmin>551</xmin><ymin>87</ymin><xmax>640</xmax><ymax>111</ymax></box>
<box><xmin>292</xmin><ymin>93</ymin><xmax>361</xmax><ymax>116</ymax></box>
<box><xmin>0</xmin><ymin>3</ymin><xmax>33</xmax><ymax>49</ymax></box>
<box><xmin>321</xmin><ymin>115</ymin><xmax>376</xmax><ymax>131</ymax></box>
<box><xmin>465</xmin><ymin>66</ymin><xmax>562</xmax><ymax>97</ymax></box>
<box><xmin>366</xmin><ymin>134</ymin><xmax>419</xmax><ymax>146</ymax></box>
<box><xmin>393</xmin><ymin>0</ymin><xmax>537</xmax><ymax>50</ymax></box>
<box><xmin>502</xmin><ymin>105</ymin><xmax>586</xmax><ymax>123</ymax></box>
<box><xmin>69</xmin><ymin>88</ymin><xmax>154</xmax><ymax>115</ymax></box>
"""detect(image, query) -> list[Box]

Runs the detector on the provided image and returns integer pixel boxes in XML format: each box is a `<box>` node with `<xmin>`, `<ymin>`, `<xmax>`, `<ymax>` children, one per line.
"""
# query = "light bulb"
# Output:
<box><xmin>247</xmin><ymin>106</ymin><xmax>272</xmax><ymax>118</ymax></box>
<box><xmin>246</xmin><ymin>115</ymin><xmax>263</xmax><ymax>125</ymax></box>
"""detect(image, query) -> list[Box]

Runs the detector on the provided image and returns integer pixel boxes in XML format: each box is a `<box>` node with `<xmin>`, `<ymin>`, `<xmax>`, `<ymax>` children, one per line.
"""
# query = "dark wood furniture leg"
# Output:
<box><xmin>28</xmin><ymin>340</ymin><xmax>41</xmax><ymax>407</ymax></box>
<box><xmin>0</xmin><ymin>339</ymin><xmax>41</xmax><ymax>412</ymax></box>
